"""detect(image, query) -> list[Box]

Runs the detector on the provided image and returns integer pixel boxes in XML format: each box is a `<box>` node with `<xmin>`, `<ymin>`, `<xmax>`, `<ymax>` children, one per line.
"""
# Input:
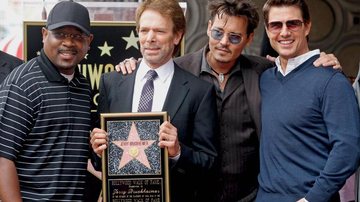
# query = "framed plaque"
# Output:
<box><xmin>101</xmin><ymin>112</ymin><xmax>170</xmax><ymax>202</ymax></box>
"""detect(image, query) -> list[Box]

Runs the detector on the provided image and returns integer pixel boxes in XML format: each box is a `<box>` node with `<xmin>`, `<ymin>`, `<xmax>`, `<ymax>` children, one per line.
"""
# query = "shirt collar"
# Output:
<box><xmin>61</xmin><ymin>73</ymin><xmax>75</xmax><ymax>82</ymax></box>
<box><xmin>200</xmin><ymin>45</ymin><xmax>241</xmax><ymax>76</ymax></box>
<box><xmin>38</xmin><ymin>49</ymin><xmax>80</xmax><ymax>83</ymax></box>
<box><xmin>200</xmin><ymin>46</ymin><xmax>212</xmax><ymax>74</ymax></box>
<box><xmin>276</xmin><ymin>49</ymin><xmax>320</xmax><ymax>76</ymax></box>
<box><xmin>138</xmin><ymin>59</ymin><xmax>174</xmax><ymax>83</ymax></box>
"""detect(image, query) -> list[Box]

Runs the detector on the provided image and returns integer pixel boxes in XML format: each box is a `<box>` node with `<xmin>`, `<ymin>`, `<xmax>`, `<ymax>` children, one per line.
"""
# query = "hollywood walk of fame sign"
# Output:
<box><xmin>101</xmin><ymin>112</ymin><xmax>170</xmax><ymax>202</ymax></box>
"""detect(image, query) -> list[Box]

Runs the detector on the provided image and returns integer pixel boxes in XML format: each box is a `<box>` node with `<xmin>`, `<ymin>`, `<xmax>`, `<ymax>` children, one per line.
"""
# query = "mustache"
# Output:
<box><xmin>215</xmin><ymin>45</ymin><xmax>231</xmax><ymax>53</ymax></box>
<box><xmin>58</xmin><ymin>48</ymin><xmax>78</xmax><ymax>55</ymax></box>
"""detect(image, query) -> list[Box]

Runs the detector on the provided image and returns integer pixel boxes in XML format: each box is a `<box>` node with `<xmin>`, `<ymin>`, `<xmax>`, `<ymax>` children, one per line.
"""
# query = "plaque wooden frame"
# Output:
<box><xmin>101</xmin><ymin>112</ymin><xmax>170</xmax><ymax>202</ymax></box>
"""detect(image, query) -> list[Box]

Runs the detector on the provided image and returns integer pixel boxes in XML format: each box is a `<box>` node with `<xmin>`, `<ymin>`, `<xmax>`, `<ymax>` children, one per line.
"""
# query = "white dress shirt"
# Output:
<box><xmin>276</xmin><ymin>49</ymin><xmax>320</xmax><ymax>76</ymax></box>
<box><xmin>132</xmin><ymin>59</ymin><xmax>174</xmax><ymax>112</ymax></box>
<box><xmin>61</xmin><ymin>73</ymin><xmax>74</xmax><ymax>82</ymax></box>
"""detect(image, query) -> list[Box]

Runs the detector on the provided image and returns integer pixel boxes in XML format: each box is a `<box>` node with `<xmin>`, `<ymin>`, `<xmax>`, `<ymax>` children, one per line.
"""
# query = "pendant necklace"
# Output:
<box><xmin>210</xmin><ymin>67</ymin><xmax>230</xmax><ymax>83</ymax></box>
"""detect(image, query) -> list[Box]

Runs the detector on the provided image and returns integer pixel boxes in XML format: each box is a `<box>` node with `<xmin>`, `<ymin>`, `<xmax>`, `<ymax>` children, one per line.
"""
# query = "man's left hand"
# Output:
<box><xmin>313</xmin><ymin>52</ymin><xmax>341</xmax><ymax>69</ymax></box>
<box><xmin>158</xmin><ymin>121</ymin><xmax>181</xmax><ymax>157</ymax></box>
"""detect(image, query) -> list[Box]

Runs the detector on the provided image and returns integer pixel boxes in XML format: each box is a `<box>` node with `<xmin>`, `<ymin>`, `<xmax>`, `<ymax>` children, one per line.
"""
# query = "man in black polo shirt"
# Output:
<box><xmin>0</xmin><ymin>1</ymin><xmax>93</xmax><ymax>201</ymax></box>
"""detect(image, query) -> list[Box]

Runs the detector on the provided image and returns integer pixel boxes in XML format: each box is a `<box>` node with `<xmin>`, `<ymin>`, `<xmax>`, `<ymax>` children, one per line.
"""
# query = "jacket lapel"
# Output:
<box><xmin>162</xmin><ymin>65</ymin><xmax>189</xmax><ymax>120</ymax></box>
<box><xmin>114</xmin><ymin>70</ymin><xmax>137</xmax><ymax>112</ymax></box>
<box><xmin>241</xmin><ymin>56</ymin><xmax>262</xmax><ymax>138</ymax></box>
<box><xmin>175</xmin><ymin>48</ymin><xmax>203</xmax><ymax>77</ymax></box>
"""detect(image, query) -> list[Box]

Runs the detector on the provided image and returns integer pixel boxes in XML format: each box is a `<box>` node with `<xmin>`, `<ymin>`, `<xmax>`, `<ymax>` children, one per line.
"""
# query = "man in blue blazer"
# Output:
<box><xmin>90</xmin><ymin>0</ymin><xmax>218</xmax><ymax>202</ymax></box>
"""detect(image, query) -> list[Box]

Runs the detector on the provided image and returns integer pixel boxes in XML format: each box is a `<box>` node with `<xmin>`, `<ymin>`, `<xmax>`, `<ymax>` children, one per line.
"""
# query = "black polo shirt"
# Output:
<box><xmin>0</xmin><ymin>49</ymin><xmax>92</xmax><ymax>201</ymax></box>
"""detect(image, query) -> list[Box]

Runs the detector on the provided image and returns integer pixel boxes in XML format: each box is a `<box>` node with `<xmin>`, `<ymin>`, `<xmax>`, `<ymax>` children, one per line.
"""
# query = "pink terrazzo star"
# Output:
<box><xmin>113</xmin><ymin>122</ymin><xmax>156</xmax><ymax>169</ymax></box>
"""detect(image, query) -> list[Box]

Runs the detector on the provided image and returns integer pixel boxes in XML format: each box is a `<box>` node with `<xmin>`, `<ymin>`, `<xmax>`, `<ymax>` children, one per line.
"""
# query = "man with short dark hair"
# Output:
<box><xmin>257</xmin><ymin>0</ymin><xmax>360</xmax><ymax>201</ymax></box>
<box><xmin>0</xmin><ymin>1</ymin><xmax>94</xmax><ymax>201</ymax></box>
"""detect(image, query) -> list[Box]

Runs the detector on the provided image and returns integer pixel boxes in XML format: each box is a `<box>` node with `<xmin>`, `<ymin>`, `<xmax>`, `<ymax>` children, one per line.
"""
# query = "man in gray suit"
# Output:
<box><xmin>175</xmin><ymin>1</ymin><xmax>271</xmax><ymax>201</ymax></box>
<box><xmin>0</xmin><ymin>50</ymin><xmax>23</xmax><ymax>83</ymax></box>
<box><xmin>90</xmin><ymin>0</ymin><xmax>218</xmax><ymax>202</ymax></box>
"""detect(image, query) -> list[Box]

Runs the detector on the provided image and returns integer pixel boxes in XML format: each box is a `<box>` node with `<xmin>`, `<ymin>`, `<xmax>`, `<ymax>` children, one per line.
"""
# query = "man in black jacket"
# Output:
<box><xmin>0</xmin><ymin>50</ymin><xmax>23</xmax><ymax>83</ymax></box>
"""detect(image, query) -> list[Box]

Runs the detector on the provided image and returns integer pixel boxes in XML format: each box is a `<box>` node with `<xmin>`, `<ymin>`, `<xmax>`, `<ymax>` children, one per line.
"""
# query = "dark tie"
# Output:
<box><xmin>138</xmin><ymin>70</ymin><xmax>158</xmax><ymax>112</ymax></box>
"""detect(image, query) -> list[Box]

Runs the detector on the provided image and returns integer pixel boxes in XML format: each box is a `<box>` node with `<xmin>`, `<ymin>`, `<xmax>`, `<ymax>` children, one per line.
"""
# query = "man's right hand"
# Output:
<box><xmin>90</xmin><ymin>128</ymin><xmax>109</xmax><ymax>157</ymax></box>
<box><xmin>115</xmin><ymin>57</ymin><xmax>139</xmax><ymax>74</ymax></box>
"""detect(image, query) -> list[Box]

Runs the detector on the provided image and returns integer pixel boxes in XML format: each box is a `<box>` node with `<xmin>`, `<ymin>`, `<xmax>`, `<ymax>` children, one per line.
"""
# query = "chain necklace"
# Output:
<box><xmin>206</xmin><ymin>51</ymin><xmax>231</xmax><ymax>83</ymax></box>
<box><xmin>210</xmin><ymin>67</ymin><xmax>231</xmax><ymax>83</ymax></box>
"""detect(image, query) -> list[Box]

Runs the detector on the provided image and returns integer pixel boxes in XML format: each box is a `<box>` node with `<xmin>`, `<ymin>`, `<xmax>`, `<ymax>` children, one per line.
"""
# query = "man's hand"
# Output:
<box><xmin>313</xmin><ymin>52</ymin><xmax>341</xmax><ymax>69</ymax></box>
<box><xmin>158</xmin><ymin>121</ymin><xmax>181</xmax><ymax>157</ymax></box>
<box><xmin>90</xmin><ymin>128</ymin><xmax>108</xmax><ymax>157</ymax></box>
<box><xmin>266</xmin><ymin>54</ymin><xmax>276</xmax><ymax>62</ymax></box>
<box><xmin>115</xmin><ymin>57</ymin><xmax>139</xmax><ymax>74</ymax></box>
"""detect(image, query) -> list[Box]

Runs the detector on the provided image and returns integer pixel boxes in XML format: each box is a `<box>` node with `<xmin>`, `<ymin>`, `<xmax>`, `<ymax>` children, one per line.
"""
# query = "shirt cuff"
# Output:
<box><xmin>170</xmin><ymin>151</ymin><xmax>180</xmax><ymax>161</ymax></box>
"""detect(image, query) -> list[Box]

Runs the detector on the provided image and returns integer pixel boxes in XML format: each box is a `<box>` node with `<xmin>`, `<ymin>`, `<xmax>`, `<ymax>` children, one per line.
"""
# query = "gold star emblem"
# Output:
<box><xmin>122</xmin><ymin>30</ymin><xmax>139</xmax><ymax>50</ymax></box>
<box><xmin>98</xmin><ymin>41</ymin><xmax>114</xmax><ymax>56</ymax></box>
<box><xmin>129</xmin><ymin>147</ymin><xmax>139</xmax><ymax>157</ymax></box>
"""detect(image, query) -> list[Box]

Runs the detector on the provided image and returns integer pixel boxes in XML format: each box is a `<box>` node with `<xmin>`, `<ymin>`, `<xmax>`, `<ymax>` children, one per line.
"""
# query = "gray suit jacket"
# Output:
<box><xmin>174</xmin><ymin>48</ymin><xmax>273</xmax><ymax>201</ymax></box>
<box><xmin>97</xmin><ymin>62</ymin><xmax>218</xmax><ymax>202</ymax></box>
<box><xmin>175</xmin><ymin>48</ymin><xmax>272</xmax><ymax>139</ymax></box>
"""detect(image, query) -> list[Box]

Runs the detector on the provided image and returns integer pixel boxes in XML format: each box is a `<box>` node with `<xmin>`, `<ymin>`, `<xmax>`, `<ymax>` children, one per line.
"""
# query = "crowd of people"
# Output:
<box><xmin>0</xmin><ymin>0</ymin><xmax>359</xmax><ymax>202</ymax></box>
